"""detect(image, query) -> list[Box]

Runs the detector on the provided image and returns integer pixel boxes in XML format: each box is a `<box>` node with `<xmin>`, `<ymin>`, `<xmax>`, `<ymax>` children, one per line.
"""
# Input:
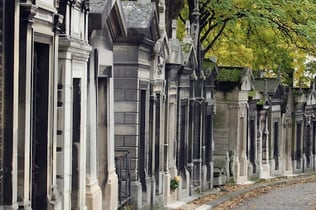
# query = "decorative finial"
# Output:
<box><xmin>172</xmin><ymin>19</ymin><xmax>177</xmax><ymax>39</ymax></box>
<box><xmin>185</xmin><ymin>20</ymin><xmax>190</xmax><ymax>37</ymax></box>
<box><xmin>191</xmin><ymin>0</ymin><xmax>200</xmax><ymax>50</ymax></box>
<box><xmin>277</xmin><ymin>65</ymin><xmax>281</xmax><ymax>82</ymax></box>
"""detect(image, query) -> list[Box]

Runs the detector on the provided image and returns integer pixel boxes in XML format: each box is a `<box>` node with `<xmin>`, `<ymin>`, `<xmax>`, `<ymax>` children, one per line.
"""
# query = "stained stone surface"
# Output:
<box><xmin>121</xmin><ymin>1</ymin><xmax>155</xmax><ymax>29</ymax></box>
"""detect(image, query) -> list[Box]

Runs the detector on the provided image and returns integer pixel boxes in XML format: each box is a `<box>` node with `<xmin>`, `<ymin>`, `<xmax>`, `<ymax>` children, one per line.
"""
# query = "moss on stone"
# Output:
<box><xmin>203</xmin><ymin>60</ymin><xmax>215</xmax><ymax>77</ymax></box>
<box><xmin>248</xmin><ymin>90</ymin><xmax>256</xmax><ymax>97</ymax></box>
<box><xmin>217</xmin><ymin>68</ymin><xmax>241</xmax><ymax>82</ymax></box>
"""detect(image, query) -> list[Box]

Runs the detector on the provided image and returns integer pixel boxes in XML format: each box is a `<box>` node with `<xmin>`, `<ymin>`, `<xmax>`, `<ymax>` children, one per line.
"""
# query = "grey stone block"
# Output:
<box><xmin>114</xmin><ymin>113</ymin><xmax>124</xmax><ymax>124</ymax></box>
<box><xmin>125</xmin><ymin>113</ymin><xmax>137</xmax><ymax>124</ymax></box>
<box><xmin>114</xmin><ymin>78</ymin><xmax>138</xmax><ymax>89</ymax></box>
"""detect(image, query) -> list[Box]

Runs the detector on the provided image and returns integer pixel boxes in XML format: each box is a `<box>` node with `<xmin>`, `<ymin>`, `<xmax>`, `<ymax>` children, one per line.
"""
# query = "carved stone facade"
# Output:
<box><xmin>213</xmin><ymin>67</ymin><xmax>254</xmax><ymax>184</ymax></box>
<box><xmin>3</xmin><ymin>1</ymin><xmax>316</xmax><ymax>210</ymax></box>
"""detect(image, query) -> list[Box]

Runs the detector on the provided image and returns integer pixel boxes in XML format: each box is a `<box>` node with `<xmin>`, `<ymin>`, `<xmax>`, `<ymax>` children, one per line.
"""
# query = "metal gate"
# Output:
<box><xmin>115</xmin><ymin>150</ymin><xmax>131</xmax><ymax>207</ymax></box>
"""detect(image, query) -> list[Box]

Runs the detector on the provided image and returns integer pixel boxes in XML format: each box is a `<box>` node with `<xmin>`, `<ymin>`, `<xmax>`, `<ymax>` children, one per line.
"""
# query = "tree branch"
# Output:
<box><xmin>202</xmin><ymin>19</ymin><xmax>228</xmax><ymax>57</ymax></box>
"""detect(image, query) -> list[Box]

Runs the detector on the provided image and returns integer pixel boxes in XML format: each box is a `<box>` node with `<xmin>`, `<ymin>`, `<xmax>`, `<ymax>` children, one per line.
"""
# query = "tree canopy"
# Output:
<box><xmin>171</xmin><ymin>0</ymin><xmax>316</xmax><ymax>85</ymax></box>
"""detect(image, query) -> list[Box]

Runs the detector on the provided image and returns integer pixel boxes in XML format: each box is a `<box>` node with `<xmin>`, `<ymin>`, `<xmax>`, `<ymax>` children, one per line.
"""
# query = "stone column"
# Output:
<box><xmin>162</xmin><ymin>89</ymin><xmax>171</xmax><ymax>205</ymax></box>
<box><xmin>85</xmin><ymin>50</ymin><xmax>102</xmax><ymax>210</ymax></box>
<box><xmin>149</xmin><ymin>94</ymin><xmax>156</xmax><ymax>208</ymax></box>
<box><xmin>57</xmin><ymin>45</ymin><xmax>73</xmax><ymax>210</ymax></box>
<box><xmin>104</xmin><ymin>74</ymin><xmax>118</xmax><ymax>210</ymax></box>
<box><xmin>48</xmin><ymin>13</ymin><xmax>63</xmax><ymax>210</ymax></box>
<box><xmin>164</xmin><ymin>65</ymin><xmax>179</xmax><ymax>203</ymax></box>
<box><xmin>17</xmin><ymin>3</ymin><xmax>36</xmax><ymax>209</ymax></box>
<box><xmin>236</xmin><ymin>103</ymin><xmax>248</xmax><ymax>183</ymax></box>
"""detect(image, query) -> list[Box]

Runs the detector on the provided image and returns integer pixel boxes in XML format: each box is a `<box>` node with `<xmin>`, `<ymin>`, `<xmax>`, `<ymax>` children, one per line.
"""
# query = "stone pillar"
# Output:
<box><xmin>192</xmin><ymin>99</ymin><xmax>202</xmax><ymax>187</ymax></box>
<box><xmin>85</xmin><ymin>50</ymin><xmax>102</xmax><ymax>210</ymax></box>
<box><xmin>149</xmin><ymin>94</ymin><xmax>157</xmax><ymax>208</ymax></box>
<box><xmin>236</xmin><ymin>103</ymin><xmax>248</xmax><ymax>183</ymax></box>
<box><xmin>282</xmin><ymin>114</ymin><xmax>293</xmax><ymax>175</ymax></box>
<box><xmin>48</xmin><ymin>13</ymin><xmax>63</xmax><ymax>210</ymax></box>
<box><xmin>102</xmin><ymin>62</ymin><xmax>118</xmax><ymax>210</ymax></box>
<box><xmin>260</xmin><ymin>109</ymin><xmax>271</xmax><ymax>178</ymax></box>
<box><xmin>17</xmin><ymin>3</ymin><xmax>36</xmax><ymax>209</ymax></box>
<box><xmin>163</xmin><ymin>92</ymin><xmax>171</xmax><ymax>205</ymax></box>
<box><xmin>57</xmin><ymin>46</ymin><xmax>72</xmax><ymax>210</ymax></box>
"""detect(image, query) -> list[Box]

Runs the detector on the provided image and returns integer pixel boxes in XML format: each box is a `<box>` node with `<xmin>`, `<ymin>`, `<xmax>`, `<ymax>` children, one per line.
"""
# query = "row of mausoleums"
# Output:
<box><xmin>1</xmin><ymin>0</ymin><xmax>316</xmax><ymax>210</ymax></box>
<box><xmin>0</xmin><ymin>0</ymin><xmax>216</xmax><ymax>209</ymax></box>
<box><xmin>213</xmin><ymin>66</ymin><xmax>316</xmax><ymax>185</ymax></box>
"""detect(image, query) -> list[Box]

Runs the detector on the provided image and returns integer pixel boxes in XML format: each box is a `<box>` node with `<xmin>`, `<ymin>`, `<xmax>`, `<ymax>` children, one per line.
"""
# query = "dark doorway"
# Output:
<box><xmin>205</xmin><ymin>107</ymin><xmax>213</xmax><ymax>182</ymax></box>
<box><xmin>71</xmin><ymin>78</ymin><xmax>81</xmax><ymax>209</ymax></box>
<box><xmin>313</xmin><ymin>121</ymin><xmax>316</xmax><ymax>156</ymax></box>
<box><xmin>274</xmin><ymin>122</ymin><xmax>279</xmax><ymax>170</ymax></box>
<box><xmin>31</xmin><ymin>43</ymin><xmax>49</xmax><ymax>210</ymax></box>
<box><xmin>139</xmin><ymin>89</ymin><xmax>147</xmax><ymax>192</ymax></box>
<box><xmin>155</xmin><ymin>94</ymin><xmax>160</xmax><ymax>193</ymax></box>
<box><xmin>97</xmin><ymin>78</ymin><xmax>108</xmax><ymax>188</ymax></box>
<box><xmin>304</xmin><ymin>125</ymin><xmax>311</xmax><ymax>168</ymax></box>
<box><xmin>296</xmin><ymin>122</ymin><xmax>302</xmax><ymax>169</ymax></box>
<box><xmin>250</xmin><ymin>119</ymin><xmax>256</xmax><ymax>172</ymax></box>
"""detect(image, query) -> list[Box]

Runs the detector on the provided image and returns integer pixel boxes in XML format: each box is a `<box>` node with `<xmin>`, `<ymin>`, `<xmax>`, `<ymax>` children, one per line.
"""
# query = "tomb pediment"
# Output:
<box><xmin>307</xmin><ymin>91</ymin><xmax>316</xmax><ymax>105</ymax></box>
<box><xmin>182</xmin><ymin>43</ymin><xmax>197</xmax><ymax>68</ymax></box>
<box><xmin>203</xmin><ymin>58</ymin><xmax>219</xmax><ymax>79</ymax></box>
<box><xmin>154</xmin><ymin>35</ymin><xmax>169</xmax><ymax>75</ymax></box>
<box><xmin>293</xmin><ymin>88</ymin><xmax>308</xmax><ymax>104</ymax></box>
<box><xmin>254</xmin><ymin>78</ymin><xmax>283</xmax><ymax>97</ymax></box>
<box><xmin>89</xmin><ymin>0</ymin><xmax>127</xmax><ymax>41</ymax></box>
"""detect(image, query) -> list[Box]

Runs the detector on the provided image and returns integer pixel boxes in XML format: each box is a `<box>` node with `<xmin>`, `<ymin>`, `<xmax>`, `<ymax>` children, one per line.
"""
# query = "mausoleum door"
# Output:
<box><xmin>139</xmin><ymin>89</ymin><xmax>147</xmax><ymax>192</ymax></box>
<box><xmin>97</xmin><ymin>78</ymin><xmax>108</xmax><ymax>187</ymax></box>
<box><xmin>249</xmin><ymin>119</ymin><xmax>256</xmax><ymax>172</ymax></box>
<box><xmin>31</xmin><ymin>43</ymin><xmax>49</xmax><ymax>210</ymax></box>
<box><xmin>71</xmin><ymin>78</ymin><xmax>81</xmax><ymax>209</ymax></box>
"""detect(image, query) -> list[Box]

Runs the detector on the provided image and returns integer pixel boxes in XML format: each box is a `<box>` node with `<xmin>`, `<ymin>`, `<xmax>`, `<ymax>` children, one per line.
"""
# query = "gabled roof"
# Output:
<box><xmin>121</xmin><ymin>1</ymin><xmax>159</xmax><ymax>40</ymax></box>
<box><xmin>182</xmin><ymin>43</ymin><xmax>198</xmax><ymax>68</ymax></box>
<box><xmin>254</xmin><ymin>78</ymin><xmax>281</xmax><ymax>95</ymax></box>
<box><xmin>90</xmin><ymin>0</ymin><xmax>112</xmax><ymax>14</ymax></box>
<box><xmin>203</xmin><ymin>58</ymin><xmax>218</xmax><ymax>78</ymax></box>
<box><xmin>167</xmin><ymin>37</ymin><xmax>182</xmax><ymax>64</ymax></box>
<box><xmin>89</xmin><ymin>0</ymin><xmax>126</xmax><ymax>40</ymax></box>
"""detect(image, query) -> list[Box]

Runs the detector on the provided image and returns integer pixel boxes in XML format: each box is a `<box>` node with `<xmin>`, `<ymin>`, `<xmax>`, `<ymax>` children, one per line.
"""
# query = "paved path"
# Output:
<box><xmin>232</xmin><ymin>182</ymin><xmax>316</xmax><ymax>210</ymax></box>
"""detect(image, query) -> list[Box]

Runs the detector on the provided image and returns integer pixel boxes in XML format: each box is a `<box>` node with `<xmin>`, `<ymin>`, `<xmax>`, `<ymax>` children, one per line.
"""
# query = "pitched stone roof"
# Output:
<box><xmin>121</xmin><ymin>1</ymin><xmax>155</xmax><ymax>30</ymax></box>
<box><xmin>167</xmin><ymin>37</ymin><xmax>182</xmax><ymax>64</ymax></box>
<box><xmin>254</xmin><ymin>78</ymin><xmax>281</xmax><ymax>95</ymax></box>
<box><xmin>89</xmin><ymin>0</ymin><xmax>111</xmax><ymax>14</ymax></box>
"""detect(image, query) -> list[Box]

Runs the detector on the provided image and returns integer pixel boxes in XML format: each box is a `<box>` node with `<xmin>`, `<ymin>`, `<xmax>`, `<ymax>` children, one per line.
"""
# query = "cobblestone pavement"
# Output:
<box><xmin>163</xmin><ymin>174</ymin><xmax>316</xmax><ymax>210</ymax></box>
<box><xmin>232</xmin><ymin>182</ymin><xmax>316</xmax><ymax>210</ymax></box>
